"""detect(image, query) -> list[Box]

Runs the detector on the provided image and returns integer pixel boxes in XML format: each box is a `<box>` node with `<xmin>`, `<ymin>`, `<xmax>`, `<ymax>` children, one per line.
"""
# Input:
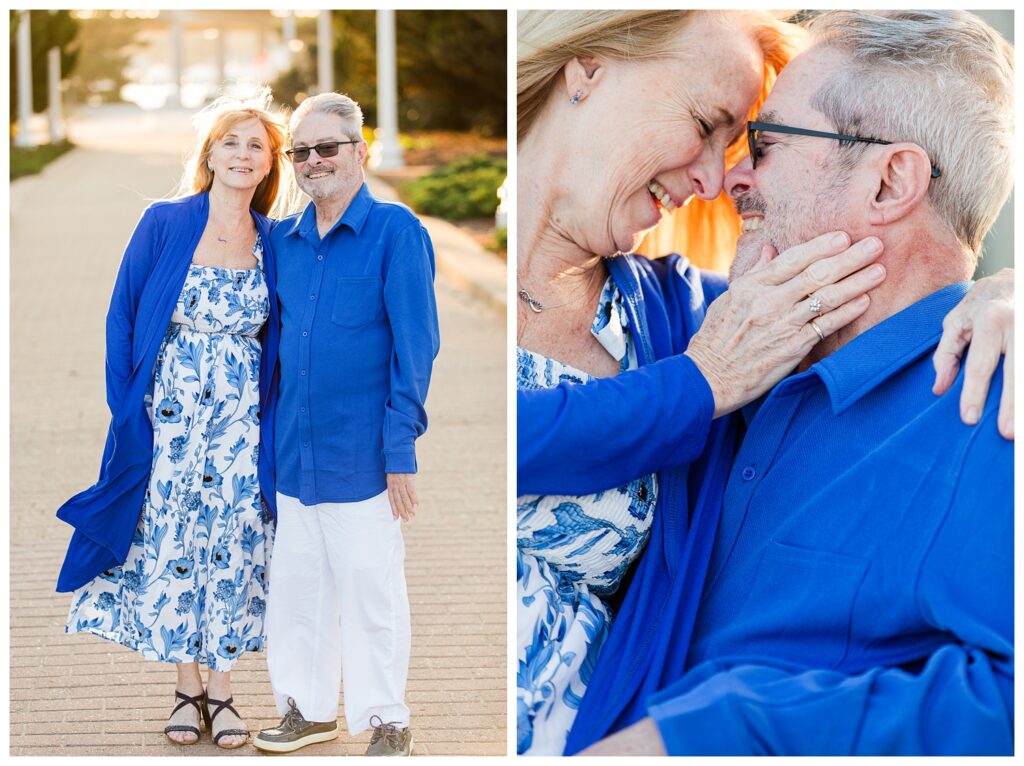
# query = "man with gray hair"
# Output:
<box><xmin>570</xmin><ymin>10</ymin><xmax>1013</xmax><ymax>756</ymax></box>
<box><xmin>253</xmin><ymin>92</ymin><xmax>439</xmax><ymax>756</ymax></box>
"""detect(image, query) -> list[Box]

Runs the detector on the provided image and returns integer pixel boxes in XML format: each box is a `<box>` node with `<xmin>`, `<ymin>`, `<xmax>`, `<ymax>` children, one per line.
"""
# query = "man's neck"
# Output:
<box><xmin>314</xmin><ymin>180</ymin><xmax>362</xmax><ymax>239</ymax></box>
<box><xmin>799</xmin><ymin>227</ymin><xmax>973</xmax><ymax>370</ymax></box>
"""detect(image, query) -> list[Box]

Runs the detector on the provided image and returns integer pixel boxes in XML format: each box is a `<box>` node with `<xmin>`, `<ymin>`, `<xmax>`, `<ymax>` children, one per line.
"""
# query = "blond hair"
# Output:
<box><xmin>517</xmin><ymin>11</ymin><xmax>805</xmax><ymax>270</ymax></box>
<box><xmin>178</xmin><ymin>91</ymin><xmax>290</xmax><ymax>218</ymax></box>
<box><xmin>806</xmin><ymin>10</ymin><xmax>1014</xmax><ymax>256</ymax></box>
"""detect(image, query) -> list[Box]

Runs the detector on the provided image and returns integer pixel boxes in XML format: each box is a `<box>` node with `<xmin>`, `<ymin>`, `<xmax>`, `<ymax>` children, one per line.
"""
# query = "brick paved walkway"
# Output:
<box><xmin>10</xmin><ymin>105</ymin><xmax>507</xmax><ymax>756</ymax></box>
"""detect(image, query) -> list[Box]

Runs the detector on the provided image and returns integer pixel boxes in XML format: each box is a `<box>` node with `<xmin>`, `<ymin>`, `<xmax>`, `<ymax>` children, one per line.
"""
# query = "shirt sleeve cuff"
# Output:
<box><xmin>384</xmin><ymin>449</ymin><xmax>418</xmax><ymax>474</ymax></box>
<box><xmin>647</xmin><ymin>679</ymin><xmax>745</xmax><ymax>755</ymax></box>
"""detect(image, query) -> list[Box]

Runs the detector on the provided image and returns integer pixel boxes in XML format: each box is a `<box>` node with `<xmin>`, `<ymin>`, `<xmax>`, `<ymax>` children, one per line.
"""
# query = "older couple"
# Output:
<box><xmin>517</xmin><ymin>9</ymin><xmax>1013</xmax><ymax>757</ymax></box>
<box><xmin>57</xmin><ymin>91</ymin><xmax>438</xmax><ymax>756</ymax></box>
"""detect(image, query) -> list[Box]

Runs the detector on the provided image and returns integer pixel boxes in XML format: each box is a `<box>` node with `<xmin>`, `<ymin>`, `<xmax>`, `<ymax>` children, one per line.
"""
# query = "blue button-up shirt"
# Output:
<box><xmin>647</xmin><ymin>283</ymin><xmax>1012</xmax><ymax>755</ymax></box>
<box><xmin>271</xmin><ymin>183</ymin><xmax>439</xmax><ymax>504</ymax></box>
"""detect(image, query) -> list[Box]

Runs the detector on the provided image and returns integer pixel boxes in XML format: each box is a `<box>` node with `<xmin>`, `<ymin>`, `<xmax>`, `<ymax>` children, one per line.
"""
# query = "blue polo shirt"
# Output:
<box><xmin>646</xmin><ymin>282</ymin><xmax>1013</xmax><ymax>755</ymax></box>
<box><xmin>271</xmin><ymin>183</ymin><xmax>439</xmax><ymax>504</ymax></box>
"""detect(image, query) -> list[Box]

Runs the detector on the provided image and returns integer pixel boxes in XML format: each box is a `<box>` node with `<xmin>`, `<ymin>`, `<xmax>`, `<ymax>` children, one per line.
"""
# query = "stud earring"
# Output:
<box><xmin>569</xmin><ymin>90</ymin><xmax>582</xmax><ymax>105</ymax></box>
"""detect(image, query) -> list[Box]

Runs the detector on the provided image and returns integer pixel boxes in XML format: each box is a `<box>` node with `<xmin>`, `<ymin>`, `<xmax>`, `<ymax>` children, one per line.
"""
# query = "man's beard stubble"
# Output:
<box><xmin>728</xmin><ymin>181</ymin><xmax>848</xmax><ymax>284</ymax></box>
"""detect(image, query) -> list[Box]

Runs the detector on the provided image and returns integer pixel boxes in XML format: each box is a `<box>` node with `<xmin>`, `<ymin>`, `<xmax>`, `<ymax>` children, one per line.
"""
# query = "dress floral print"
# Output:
<box><xmin>67</xmin><ymin>236</ymin><xmax>273</xmax><ymax>672</ymax></box>
<box><xmin>517</xmin><ymin>276</ymin><xmax>658</xmax><ymax>755</ymax></box>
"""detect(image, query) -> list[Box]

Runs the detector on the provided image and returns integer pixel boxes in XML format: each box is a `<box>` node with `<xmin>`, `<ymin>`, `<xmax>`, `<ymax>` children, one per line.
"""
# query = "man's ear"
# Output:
<box><xmin>563</xmin><ymin>56</ymin><xmax>605</xmax><ymax>104</ymax></box>
<box><xmin>866</xmin><ymin>143</ymin><xmax>933</xmax><ymax>226</ymax></box>
<box><xmin>357</xmin><ymin>140</ymin><xmax>369</xmax><ymax>166</ymax></box>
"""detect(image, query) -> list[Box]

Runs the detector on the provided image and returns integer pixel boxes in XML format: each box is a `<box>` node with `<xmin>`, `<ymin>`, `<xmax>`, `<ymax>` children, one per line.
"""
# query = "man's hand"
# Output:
<box><xmin>576</xmin><ymin>717</ymin><xmax>665</xmax><ymax>756</ymax></box>
<box><xmin>932</xmin><ymin>267</ymin><xmax>1014</xmax><ymax>439</ymax></box>
<box><xmin>386</xmin><ymin>473</ymin><xmax>418</xmax><ymax>521</ymax></box>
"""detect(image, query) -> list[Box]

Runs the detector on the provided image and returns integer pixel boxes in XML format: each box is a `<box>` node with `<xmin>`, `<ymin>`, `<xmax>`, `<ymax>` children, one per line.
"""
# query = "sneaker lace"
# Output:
<box><xmin>369</xmin><ymin>714</ymin><xmax>404</xmax><ymax>748</ymax></box>
<box><xmin>282</xmin><ymin>697</ymin><xmax>305</xmax><ymax>731</ymax></box>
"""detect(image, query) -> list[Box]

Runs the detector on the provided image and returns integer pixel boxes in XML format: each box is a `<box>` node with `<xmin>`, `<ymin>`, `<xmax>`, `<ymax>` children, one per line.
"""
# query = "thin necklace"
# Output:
<box><xmin>517</xmin><ymin>267</ymin><xmax>605</xmax><ymax>314</ymax></box>
<box><xmin>518</xmin><ymin>288</ymin><xmax>547</xmax><ymax>313</ymax></box>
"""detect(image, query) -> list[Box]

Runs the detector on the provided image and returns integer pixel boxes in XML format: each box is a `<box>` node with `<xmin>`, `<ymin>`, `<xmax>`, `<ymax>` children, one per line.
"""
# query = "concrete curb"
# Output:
<box><xmin>365</xmin><ymin>173</ymin><xmax>507</xmax><ymax>316</ymax></box>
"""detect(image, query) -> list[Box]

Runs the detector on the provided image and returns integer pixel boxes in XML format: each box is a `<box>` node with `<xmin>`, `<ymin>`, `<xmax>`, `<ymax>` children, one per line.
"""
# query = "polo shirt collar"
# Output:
<box><xmin>809</xmin><ymin>281</ymin><xmax>971</xmax><ymax>414</ymax></box>
<box><xmin>287</xmin><ymin>182</ymin><xmax>375</xmax><ymax>242</ymax></box>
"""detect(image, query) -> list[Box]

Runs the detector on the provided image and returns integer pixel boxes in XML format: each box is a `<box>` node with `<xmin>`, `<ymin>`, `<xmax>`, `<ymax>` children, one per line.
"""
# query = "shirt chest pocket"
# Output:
<box><xmin>730</xmin><ymin>541</ymin><xmax>868</xmax><ymax>669</ymax></box>
<box><xmin>330</xmin><ymin>277</ymin><xmax>383</xmax><ymax>329</ymax></box>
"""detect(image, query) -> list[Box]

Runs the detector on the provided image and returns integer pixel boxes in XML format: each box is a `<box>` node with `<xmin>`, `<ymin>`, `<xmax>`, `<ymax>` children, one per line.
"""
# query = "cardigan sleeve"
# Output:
<box><xmin>104</xmin><ymin>207</ymin><xmax>159</xmax><ymax>414</ymax></box>
<box><xmin>517</xmin><ymin>353</ymin><xmax>715</xmax><ymax>496</ymax></box>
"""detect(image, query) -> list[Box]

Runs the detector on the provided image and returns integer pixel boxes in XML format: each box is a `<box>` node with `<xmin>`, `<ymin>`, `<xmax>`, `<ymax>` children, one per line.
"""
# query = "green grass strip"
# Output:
<box><xmin>10</xmin><ymin>139</ymin><xmax>74</xmax><ymax>180</ymax></box>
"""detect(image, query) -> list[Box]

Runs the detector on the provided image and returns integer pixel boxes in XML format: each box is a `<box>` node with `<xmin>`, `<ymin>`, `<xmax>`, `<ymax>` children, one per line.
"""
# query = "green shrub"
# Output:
<box><xmin>494</xmin><ymin>227</ymin><xmax>507</xmax><ymax>251</ymax></box>
<box><xmin>402</xmin><ymin>154</ymin><xmax>506</xmax><ymax>220</ymax></box>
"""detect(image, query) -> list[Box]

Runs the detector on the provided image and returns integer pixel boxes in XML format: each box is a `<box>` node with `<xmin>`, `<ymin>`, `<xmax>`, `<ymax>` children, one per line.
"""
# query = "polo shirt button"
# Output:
<box><xmin>741</xmin><ymin>466</ymin><xmax>756</xmax><ymax>481</ymax></box>
<box><xmin>317</xmin><ymin>255</ymin><xmax>324</xmax><ymax>261</ymax></box>
<box><xmin>300</xmin><ymin>370</ymin><xmax>306</xmax><ymax>376</ymax></box>
<box><xmin>310</xmin><ymin>294</ymin><xmax>316</xmax><ymax>300</ymax></box>
<box><xmin>302</xmin><ymin>331</ymin><xmax>308</xmax><ymax>337</ymax></box>
<box><xmin>303</xmin><ymin>442</ymin><xmax>309</xmax><ymax>447</ymax></box>
<box><xmin>300</xmin><ymin>407</ymin><xmax>306</xmax><ymax>413</ymax></box>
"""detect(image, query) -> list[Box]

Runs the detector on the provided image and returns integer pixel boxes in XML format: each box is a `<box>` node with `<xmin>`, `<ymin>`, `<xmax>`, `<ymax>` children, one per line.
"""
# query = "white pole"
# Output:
<box><xmin>16</xmin><ymin>11</ymin><xmax>36</xmax><ymax>148</ymax></box>
<box><xmin>317</xmin><ymin>10</ymin><xmax>333</xmax><ymax>94</ymax></box>
<box><xmin>370</xmin><ymin>10</ymin><xmax>404</xmax><ymax>170</ymax></box>
<box><xmin>48</xmin><ymin>46</ymin><xmax>65</xmax><ymax>142</ymax></box>
<box><xmin>215</xmin><ymin>28</ymin><xmax>226</xmax><ymax>91</ymax></box>
<box><xmin>170</xmin><ymin>10</ymin><xmax>184</xmax><ymax>107</ymax></box>
<box><xmin>283</xmin><ymin>11</ymin><xmax>296</xmax><ymax>68</ymax></box>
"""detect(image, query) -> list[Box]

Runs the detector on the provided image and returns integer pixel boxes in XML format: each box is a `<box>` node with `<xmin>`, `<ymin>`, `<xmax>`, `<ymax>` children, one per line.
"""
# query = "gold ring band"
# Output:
<box><xmin>809</xmin><ymin>319</ymin><xmax>826</xmax><ymax>341</ymax></box>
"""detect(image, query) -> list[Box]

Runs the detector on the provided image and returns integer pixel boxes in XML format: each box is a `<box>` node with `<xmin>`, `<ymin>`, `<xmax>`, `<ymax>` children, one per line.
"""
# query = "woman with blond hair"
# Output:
<box><xmin>515</xmin><ymin>10</ymin><xmax>1013</xmax><ymax>756</ymax></box>
<box><xmin>56</xmin><ymin>93</ymin><xmax>290</xmax><ymax>748</ymax></box>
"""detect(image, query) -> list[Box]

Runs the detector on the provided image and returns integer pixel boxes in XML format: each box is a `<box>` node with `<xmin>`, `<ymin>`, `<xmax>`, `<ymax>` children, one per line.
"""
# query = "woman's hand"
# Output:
<box><xmin>685</xmin><ymin>231</ymin><xmax>885</xmax><ymax>418</ymax></box>
<box><xmin>932</xmin><ymin>267</ymin><xmax>1013</xmax><ymax>439</ymax></box>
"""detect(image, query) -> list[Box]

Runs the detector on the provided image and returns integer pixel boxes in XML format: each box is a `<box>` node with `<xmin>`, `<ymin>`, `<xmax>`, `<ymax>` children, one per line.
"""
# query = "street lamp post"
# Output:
<box><xmin>282</xmin><ymin>11</ymin><xmax>296</xmax><ymax>68</ymax></box>
<box><xmin>16</xmin><ymin>11</ymin><xmax>36</xmax><ymax>148</ymax></box>
<box><xmin>370</xmin><ymin>10</ymin><xmax>404</xmax><ymax>170</ymax></box>
<box><xmin>317</xmin><ymin>10</ymin><xmax>333</xmax><ymax>94</ymax></box>
<box><xmin>169</xmin><ymin>10</ymin><xmax>184</xmax><ymax>108</ymax></box>
<box><xmin>48</xmin><ymin>46</ymin><xmax>65</xmax><ymax>142</ymax></box>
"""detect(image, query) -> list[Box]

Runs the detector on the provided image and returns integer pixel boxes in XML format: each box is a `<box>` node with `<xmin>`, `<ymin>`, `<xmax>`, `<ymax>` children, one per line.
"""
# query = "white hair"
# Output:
<box><xmin>289</xmin><ymin>92</ymin><xmax>364</xmax><ymax>141</ymax></box>
<box><xmin>805</xmin><ymin>10</ymin><xmax>1014</xmax><ymax>255</ymax></box>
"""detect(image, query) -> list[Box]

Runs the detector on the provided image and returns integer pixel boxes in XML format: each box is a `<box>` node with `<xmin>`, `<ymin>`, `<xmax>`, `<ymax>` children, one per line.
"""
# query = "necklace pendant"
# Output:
<box><xmin>519</xmin><ymin>288</ymin><xmax>544</xmax><ymax>313</ymax></box>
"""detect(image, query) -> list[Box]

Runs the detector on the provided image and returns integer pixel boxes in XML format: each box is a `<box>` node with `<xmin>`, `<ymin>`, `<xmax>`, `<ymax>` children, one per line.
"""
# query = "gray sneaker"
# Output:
<box><xmin>365</xmin><ymin>715</ymin><xmax>413</xmax><ymax>756</ymax></box>
<box><xmin>253</xmin><ymin>697</ymin><xmax>339</xmax><ymax>753</ymax></box>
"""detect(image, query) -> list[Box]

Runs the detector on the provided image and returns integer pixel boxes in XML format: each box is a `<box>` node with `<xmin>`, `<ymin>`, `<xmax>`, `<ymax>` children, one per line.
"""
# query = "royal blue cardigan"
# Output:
<box><xmin>518</xmin><ymin>254</ymin><xmax>739</xmax><ymax>752</ymax></box>
<box><xmin>55</xmin><ymin>192</ymin><xmax>280</xmax><ymax>593</ymax></box>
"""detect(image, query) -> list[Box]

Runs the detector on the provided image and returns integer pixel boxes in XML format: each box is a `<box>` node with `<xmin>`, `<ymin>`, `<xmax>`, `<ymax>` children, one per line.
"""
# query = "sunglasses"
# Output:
<box><xmin>747</xmin><ymin>121</ymin><xmax>942</xmax><ymax>179</ymax></box>
<box><xmin>284</xmin><ymin>140</ymin><xmax>360</xmax><ymax>163</ymax></box>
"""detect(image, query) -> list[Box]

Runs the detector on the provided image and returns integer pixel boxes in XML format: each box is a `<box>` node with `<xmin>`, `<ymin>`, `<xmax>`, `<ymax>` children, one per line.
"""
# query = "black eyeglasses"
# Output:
<box><xmin>285</xmin><ymin>140</ymin><xmax>360</xmax><ymax>163</ymax></box>
<box><xmin>747</xmin><ymin>120</ymin><xmax>942</xmax><ymax>179</ymax></box>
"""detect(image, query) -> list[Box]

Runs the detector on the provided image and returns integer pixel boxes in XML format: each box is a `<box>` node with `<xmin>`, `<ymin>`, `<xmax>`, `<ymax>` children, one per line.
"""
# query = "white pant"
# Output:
<box><xmin>266</xmin><ymin>491</ymin><xmax>411</xmax><ymax>734</ymax></box>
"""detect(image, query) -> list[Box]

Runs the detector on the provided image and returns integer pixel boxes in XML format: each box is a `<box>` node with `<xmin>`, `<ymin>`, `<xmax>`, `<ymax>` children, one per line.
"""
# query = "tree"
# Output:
<box><xmin>64</xmin><ymin>12</ymin><xmax>149</xmax><ymax>104</ymax></box>
<box><xmin>395</xmin><ymin>10</ymin><xmax>506</xmax><ymax>135</ymax></box>
<box><xmin>274</xmin><ymin>10</ymin><xmax>506</xmax><ymax>136</ymax></box>
<box><xmin>9</xmin><ymin>10</ymin><xmax>81</xmax><ymax>123</ymax></box>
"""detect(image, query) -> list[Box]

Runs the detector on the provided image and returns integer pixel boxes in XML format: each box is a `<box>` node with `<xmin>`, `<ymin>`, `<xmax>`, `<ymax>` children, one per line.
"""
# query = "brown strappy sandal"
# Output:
<box><xmin>164</xmin><ymin>690</ymin><xmax>209</xmax><ymax>744</ymax></box>
<box><xmin>204</xmin><ymin>695</ymin><xmax>251</xmax><ymax>749</ymax></box>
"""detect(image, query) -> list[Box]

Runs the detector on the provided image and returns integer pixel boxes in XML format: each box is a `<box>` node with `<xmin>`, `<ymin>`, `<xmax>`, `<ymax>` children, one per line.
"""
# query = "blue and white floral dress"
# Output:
<box><xmin>517</xmin><ymin>276</ymin><xmax>658</xmax><ymax>755</ymax></box>
<box><xmin>66</xmin><ymin>236</ymin><xmax>274</xmax><ymax>672</ymax></box>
